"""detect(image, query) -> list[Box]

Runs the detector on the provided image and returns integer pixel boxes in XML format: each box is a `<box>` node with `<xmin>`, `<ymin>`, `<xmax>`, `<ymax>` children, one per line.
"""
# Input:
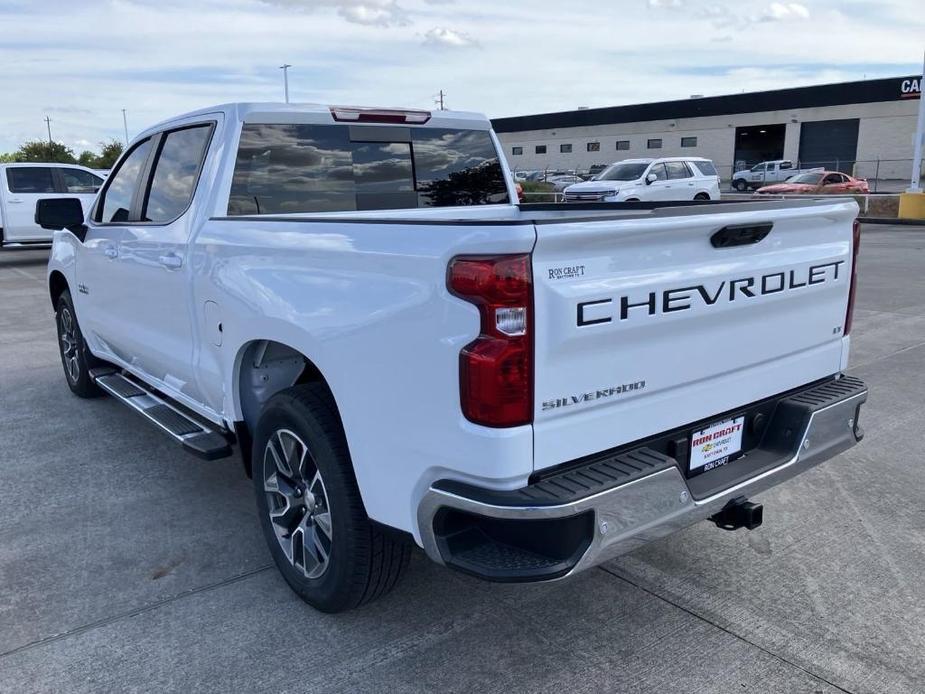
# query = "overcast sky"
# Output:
<box><xmin>1</xmin><ymin>0</ymin><xmax>922</xmax><ymax>155</ymax></box>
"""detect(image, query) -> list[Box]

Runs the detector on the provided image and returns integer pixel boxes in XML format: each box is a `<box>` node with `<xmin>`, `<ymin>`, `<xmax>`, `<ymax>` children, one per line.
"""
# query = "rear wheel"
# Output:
<box><xmin>253</xmin><ymin>383</ymin><xmax>410</xmax><ymax>612</ymax></box>
<box><xmin>55</xmin><ymin>289</ymin><xmax>102</xmax><ymax>398</ymax></box>
<box><xmin>733</xmin><ymin>179</ymin><xmax>748</xmax><ymax>192</ymax></box>
<box><xmin>694</xmin><ymin>192</ymin><xmax>711</xmax><ymax>201</ymax></box>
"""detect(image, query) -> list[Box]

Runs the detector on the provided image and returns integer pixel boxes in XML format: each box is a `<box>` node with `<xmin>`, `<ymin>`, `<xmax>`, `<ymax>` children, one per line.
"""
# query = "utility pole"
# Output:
<box><xmin>44</xmin><ymin>116</ymin><xmax>52</xmax><ymax>144</ymax></box>
<box><xmin>909</xmin><ymin>50</ymin><xmax>925</xmax><ymax>193</ymax></box>
<box><xmin>122</xmin><ymin>109</ymin><xmax>129</xmax><ymax>145</ymax></box>
<box><xmin>280</xmin><ymin>64</ymin><xmax>292</xmax><ymax>103</ymax></box>
<box><xmin>435</xmin><ymin>90</ymin><xmax>447</xmax><ymax>110</ymax></box>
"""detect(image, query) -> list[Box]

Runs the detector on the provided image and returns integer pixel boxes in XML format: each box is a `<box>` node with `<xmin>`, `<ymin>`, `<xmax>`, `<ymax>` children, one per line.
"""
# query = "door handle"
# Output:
<box><xmin>7</xmin><ymin>198</ymin><xmax>23</xmax><ymax>204</ymax></box>
<box><xmin>104</xmin><ymin>246</ymin><xmax>118</xmax><ymax>259</ymax></box>
<box><xmin>158</xmin><ymin>253</ymin><xmax>183</xmax><ymax>270</ymax></box>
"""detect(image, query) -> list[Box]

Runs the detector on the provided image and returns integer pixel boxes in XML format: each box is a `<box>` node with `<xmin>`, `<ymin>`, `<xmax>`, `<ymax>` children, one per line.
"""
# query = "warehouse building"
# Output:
<box><xmin>492</xmin><ymin>75</ymin><xmax>922</xmax><ymax>183</ymax></box>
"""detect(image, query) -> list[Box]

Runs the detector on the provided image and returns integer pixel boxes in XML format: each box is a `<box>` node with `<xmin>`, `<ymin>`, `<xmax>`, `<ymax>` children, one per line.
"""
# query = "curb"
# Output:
<box><xmin>858</xmin><ymin>217</ymin><xmax>925</xmax><ymax>227</ymax></box>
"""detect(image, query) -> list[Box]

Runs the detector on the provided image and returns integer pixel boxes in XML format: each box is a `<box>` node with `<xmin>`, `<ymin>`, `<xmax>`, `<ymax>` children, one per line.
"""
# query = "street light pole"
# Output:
<box><xmin>122</xmin><ymin>109</ymin><xmax>129</xmax><ymax>145</ymax></box>
<box><xmin>909</xmin><ymin>50</ymin><xmax>925</xmax><ymax>193</ymax></box>
<box><xmin>280</xmin><ymin>64</ymin><xmax>292</xmax><ymax>104</ymax></box>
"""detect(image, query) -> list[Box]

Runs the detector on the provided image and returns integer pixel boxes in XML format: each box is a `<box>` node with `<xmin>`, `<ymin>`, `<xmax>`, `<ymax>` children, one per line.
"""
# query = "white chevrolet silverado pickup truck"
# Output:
<box><xmin>40</xmin><ymin>103</ymin><xmax>868</xmax><ymax>613</ymax></box>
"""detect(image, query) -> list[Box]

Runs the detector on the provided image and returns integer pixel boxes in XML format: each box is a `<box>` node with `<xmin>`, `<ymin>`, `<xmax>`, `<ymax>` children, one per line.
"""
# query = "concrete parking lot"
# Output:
<box><xmin>1</xmin><ymin>225</ymin><xmax>924</xmax><ymax>693</ymax></box>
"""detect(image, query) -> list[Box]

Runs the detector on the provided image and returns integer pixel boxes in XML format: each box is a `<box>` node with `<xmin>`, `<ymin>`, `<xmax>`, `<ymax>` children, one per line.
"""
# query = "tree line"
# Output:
<box><xmin>0</xmin><ymin>139</ymin><xmax>124</xmax><ymax>169</ymax></box>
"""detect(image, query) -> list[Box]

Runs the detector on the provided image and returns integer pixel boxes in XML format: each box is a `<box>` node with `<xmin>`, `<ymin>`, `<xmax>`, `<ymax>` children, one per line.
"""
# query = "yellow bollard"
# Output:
<box><xmin>898</xmin><ymin>192</ymin><xmax>925</xmax><ymax>220</ymax></box>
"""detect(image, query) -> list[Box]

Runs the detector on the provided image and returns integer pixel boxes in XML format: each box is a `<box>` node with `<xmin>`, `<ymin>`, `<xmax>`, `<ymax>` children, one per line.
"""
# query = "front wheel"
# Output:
<box><xmin>253</xmin><ymin>383</ymin><xmax>410</xmax><ymax>612</ymax></box>
<box><xmin>55</xmin><ymin>289</ymin><xmax>103</xmax><ymax>398</ymax></box>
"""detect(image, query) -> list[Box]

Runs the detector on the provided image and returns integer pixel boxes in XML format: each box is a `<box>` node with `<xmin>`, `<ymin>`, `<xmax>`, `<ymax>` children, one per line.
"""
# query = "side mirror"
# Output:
<box><xmin>645</xmin><ymin>173</ymin><xmax>658</xmax><ymax>185</ymax></box>
<box><xmin>35</xmin><ymin>198</ymin><xmax>87</xmax><ymax>242</ymax></box>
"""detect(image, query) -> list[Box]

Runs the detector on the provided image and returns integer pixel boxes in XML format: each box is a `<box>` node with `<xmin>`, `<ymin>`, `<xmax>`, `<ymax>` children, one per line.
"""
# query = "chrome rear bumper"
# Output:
<box><xmin>417</xmin><ymin>376</ymin><xmax>867</xmax><ymax>582</ymax></box>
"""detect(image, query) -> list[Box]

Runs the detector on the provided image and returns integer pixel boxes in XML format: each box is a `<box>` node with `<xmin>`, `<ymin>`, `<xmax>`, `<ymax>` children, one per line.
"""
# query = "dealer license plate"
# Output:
<box><xmin>689</xmin><ymin>416</ymin><xmax>745</xmax><ymax>475</ymax></box>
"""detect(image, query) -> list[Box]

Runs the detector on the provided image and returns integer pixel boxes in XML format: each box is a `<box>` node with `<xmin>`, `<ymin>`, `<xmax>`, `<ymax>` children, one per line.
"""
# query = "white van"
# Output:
<box><xmin>564</xmin><ymin>157</ymin><xmax>720</xmax><ymax>203</ymax></box>
<box><xmin>0</xmin><ymin>163</ymin><xmax>104</xmax><ymax>247</ymax></box>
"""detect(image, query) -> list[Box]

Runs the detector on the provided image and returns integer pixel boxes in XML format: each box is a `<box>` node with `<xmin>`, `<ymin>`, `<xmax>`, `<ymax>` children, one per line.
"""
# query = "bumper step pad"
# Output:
<box><xmin>90</xmin><ymin>367</ymin><xmax>233</xmax><ymax>460</ymax></box>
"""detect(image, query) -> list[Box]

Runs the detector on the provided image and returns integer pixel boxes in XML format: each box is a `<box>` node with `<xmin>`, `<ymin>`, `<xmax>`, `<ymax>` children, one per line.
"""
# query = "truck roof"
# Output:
<box><xmin>137</xmin><ymin>102</ymin><xmax>493</xmax><ymax>142</ymax></box>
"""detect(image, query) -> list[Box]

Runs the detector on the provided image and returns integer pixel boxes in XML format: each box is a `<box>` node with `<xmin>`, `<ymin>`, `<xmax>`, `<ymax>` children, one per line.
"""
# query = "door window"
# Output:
<box><xmin>143</xmin><ymin>125</ymin><xmax>212</xmax><ymax>223</ymax></box>
<box><xmin>97</xmin><ymin>139</ymin><xmax>153</xmax><ymax>223</ymax></box>
<box><xmin>666</xmin><ymin>162</ymin><xmax>693</xmax><ymax>180</ymax></box>
<box><xmin>59</xmin><ymin>168</ymin><xmax>103</xmax><ymax>194</ymax></box>
<box><xmin>6</xmin><ymin>167</ymin><xmax>55</xmax><ymax>193</ymax></box>
<box><xmin>822</xmin><ymin>174</ymin><xmax>842</xmax><ymax>185</ymax></box>
<box><xmin>648</xmin><ymin>163</ymin><xmax>668</xmax><ymax>181</ymax></box>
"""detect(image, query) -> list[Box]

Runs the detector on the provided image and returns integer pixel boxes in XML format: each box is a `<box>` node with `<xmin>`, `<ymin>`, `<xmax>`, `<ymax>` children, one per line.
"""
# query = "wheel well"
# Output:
<box><xmin>49</xmin><ymin>271</ymin><xmax>68</xmax><ymax>309</ymax></box>
<box><xmin>236</xmin><ymin>340</ymin><xmax>336</xmax><ymax>477</ymax></box>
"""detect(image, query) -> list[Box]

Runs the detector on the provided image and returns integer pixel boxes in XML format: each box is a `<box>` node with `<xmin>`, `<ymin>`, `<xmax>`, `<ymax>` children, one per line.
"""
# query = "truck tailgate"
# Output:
<box><xmin>531</xmin><ymin>200</ymin><xmax>857</xmax><ymax>471</ymax></box>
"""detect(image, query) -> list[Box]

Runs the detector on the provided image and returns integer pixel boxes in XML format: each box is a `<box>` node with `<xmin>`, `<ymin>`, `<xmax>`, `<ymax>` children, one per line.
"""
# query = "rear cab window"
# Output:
<box><xmin>227</xmin><ymin>123</ymin><xmax>510</xmax><ymax>215</ymax></box>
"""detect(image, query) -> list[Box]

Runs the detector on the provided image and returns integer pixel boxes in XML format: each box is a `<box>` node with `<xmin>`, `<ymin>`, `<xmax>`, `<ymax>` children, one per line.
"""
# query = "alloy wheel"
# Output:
<box><xmin>263</xmin><ymin>428</ymin><xmax>333</xmax><ymax>579</ymax></box>
<box><xmin>58</xmin><ymin>307</ymin><xmax>80</xmax><ymax>384</ymax></box>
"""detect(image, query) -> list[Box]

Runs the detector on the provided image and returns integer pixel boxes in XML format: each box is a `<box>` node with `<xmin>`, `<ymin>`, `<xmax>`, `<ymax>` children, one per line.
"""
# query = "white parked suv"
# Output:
<box><xmin>564</xmin><ymin>157</ymin><xmax>720</xmax><ymax>202</ymax></box>
<box><xmin>0</xmin><ymin>163</ymin><xmax>103</xmax><ymax>248</ymax></box>
<box><xmin>41</xmin><ymin>103</ymin><xmax>866</xmax><ymax>612</ymax></box>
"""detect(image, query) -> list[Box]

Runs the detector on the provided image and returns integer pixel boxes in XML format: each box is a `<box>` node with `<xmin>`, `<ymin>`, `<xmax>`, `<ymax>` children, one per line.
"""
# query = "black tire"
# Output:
<box><xmin>253</xmin><ymin>383</ymin><xmax>410</xmax><ymax>613</ymax></box>
<box><xmin>625</xmin><ymin>198</ymin><xmax>640</xmax><ymax>202</ymax></box>
<box><xmin>694</xmin><ymin>193</ymin><xmax>711</xmax><ymax>201</ymax></box>
<box><xmin>733</xmin><ymin>179</ymin><xmax>747</xmax><ymax>192</ymax></box>
<box><xmin>55</xmin><ymin>289</ymin><xmax>103</xmax><ymax>398</ymax></box>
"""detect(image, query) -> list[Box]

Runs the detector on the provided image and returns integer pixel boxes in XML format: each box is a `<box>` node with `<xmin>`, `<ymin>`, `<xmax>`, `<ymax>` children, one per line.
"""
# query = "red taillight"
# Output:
<box><xmin>448</xmin><ymin>254</ymin><xmax>533</xmax><ymax>427</ymax></box>
<box><xmin>845</xmin><ymin>219</ymin><xmax>861</xmax><ymax>335</ymax></box>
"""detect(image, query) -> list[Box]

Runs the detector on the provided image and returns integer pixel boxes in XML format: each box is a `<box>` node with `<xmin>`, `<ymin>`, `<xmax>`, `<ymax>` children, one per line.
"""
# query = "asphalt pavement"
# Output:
<box><xmin>1</xmin><ymin>226</ymin><xmax>923</xmax><ymax>693</ymax></box>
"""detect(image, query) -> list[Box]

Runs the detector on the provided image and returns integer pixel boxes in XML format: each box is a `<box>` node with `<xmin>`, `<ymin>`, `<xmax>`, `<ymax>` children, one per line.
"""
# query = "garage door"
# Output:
<box><xmin>798</xmin><ymin>119</ymin><xmax>859</xmax><ymax>173</ymax></box>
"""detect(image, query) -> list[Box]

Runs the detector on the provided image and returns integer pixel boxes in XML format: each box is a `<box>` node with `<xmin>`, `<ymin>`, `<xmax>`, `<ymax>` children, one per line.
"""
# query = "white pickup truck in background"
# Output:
<box><xmin>732</xmin><ymin>159</ymin><xmax>823</xmax><ymax>191</ymax></box>
<box><xmin>0</xmin><ymin>163</ymin><xmax>103</xmax><ymax>247</ymax></box>
<box><xmin>40</xmin><ymin>102</ymin><xmax>867</xmax><ymax>612</ymax></box>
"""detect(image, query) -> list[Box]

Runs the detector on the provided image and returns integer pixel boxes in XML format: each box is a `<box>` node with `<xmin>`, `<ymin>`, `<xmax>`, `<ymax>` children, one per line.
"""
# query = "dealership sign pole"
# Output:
<box><xmin>910</xmin><ymin>51</ymin><xmax>925</xmax><ymax>193</ymax></box>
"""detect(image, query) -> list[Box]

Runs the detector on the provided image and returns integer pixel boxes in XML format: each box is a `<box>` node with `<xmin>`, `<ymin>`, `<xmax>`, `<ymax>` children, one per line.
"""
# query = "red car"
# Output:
<box><xmin>755</xmin><ymin>171</ymin><xmax>869</xmax><ymax>195</ymax></box>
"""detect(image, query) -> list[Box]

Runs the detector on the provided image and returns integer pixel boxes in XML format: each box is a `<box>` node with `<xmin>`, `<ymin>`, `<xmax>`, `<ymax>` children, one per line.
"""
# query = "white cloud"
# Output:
<box><xmin>261</xmin><ymin>0</ymin><xmax>410</xmax><ymax>26</ymax></box>
<box><xmin>422</xmin><ymin>26</ymin><xmax>477</xmax><ymax>48</ymax></box>
<box><xmin>761</xmin><ymin>2</ymin><xmax>810</xmax><ymax>21</ymax></box>
<box><xmin>647</xmin><ymin>0</ymin><xmax>683</xmax><ymax>8</ymax></box>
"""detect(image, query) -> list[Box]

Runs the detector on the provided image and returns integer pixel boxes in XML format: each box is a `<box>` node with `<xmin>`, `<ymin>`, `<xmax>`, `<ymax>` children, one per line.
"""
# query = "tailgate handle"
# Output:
<box><xmin>711</xmin><ymin>223</ymin><xmax>773</xmax><ymax>248</ymax></box>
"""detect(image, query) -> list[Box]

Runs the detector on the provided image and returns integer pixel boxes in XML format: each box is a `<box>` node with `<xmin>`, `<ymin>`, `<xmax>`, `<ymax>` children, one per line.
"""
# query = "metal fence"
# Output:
<box><xmin>513</xmin><ymin>158</ymin><xmax>924</xmax><ymax>193</ymax></box>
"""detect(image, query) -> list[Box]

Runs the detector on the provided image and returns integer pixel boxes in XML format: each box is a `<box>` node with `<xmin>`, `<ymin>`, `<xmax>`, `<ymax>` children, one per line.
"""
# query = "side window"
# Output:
<box><xmin>560</xmin><ymin>144</ymin><xmax>572</xmax><ymax>153</ymax></box>
<box><xmin>694</xmin><ymin>160</ymin><xmax>717</xmax><ymax>176</ymax></box>
<box><xmin>649</xmin><ymin>163</ymin><xmax>668</xmax><ymax>181</ymax></box>
<box><xmin>512</xmin><ymin>146</ymin><xmax>523</xmax><ymax>156</ymax></box>
<box><xmin>680</xmin><ymin>137</ymin><xmax>697</xmax><ymax>148</ymax></box>
<box><xmin>535</xmin><ymin>145</ymin><xmax>547</xmax><ymax>154</ymax></box>
<box><xmin>97</xmin><ymin>138</ymin><xmax>153</xmax><ymax>223</ymax></box>
<box><xmin>6</xmin><ymin>167</ymin><xmax>55</xmax><ymax>193</ymax></box>
<box><xmin>587</xmin><ymin>142</ymin><xmax>600</xmax><ymax>152</ymax></box>
<box><xmin>616</xmin><ymin>140</ymin><xmax>630</xmax><ymax>151</ymax></box>
<box><xmin>647</xmin><ymin>139</ymin><xmax>663</xmax><ymax>150</ymax></box>
<box><xmin>666</xmin><ymin>162</ymin><xmax>692</xmax><ymax>179</ymax></box>
<box><xmin>142</xmin><ymin>125</ymin><xmax>212</xmax><ymax>223</ymax></box>
<box><xmin>822</xmin><ymin>174</ymin><xmax>840</xmax><ymax>185</ymax></box>
<box><xmin>780</xmin><ymin>161</ymin><xmax>793</xmax><ymax>170</ymax></box>
<box><xmin>59</xmin><ymin>168</ymin><xmax>103</xmax><ymax>194</ymax></box>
